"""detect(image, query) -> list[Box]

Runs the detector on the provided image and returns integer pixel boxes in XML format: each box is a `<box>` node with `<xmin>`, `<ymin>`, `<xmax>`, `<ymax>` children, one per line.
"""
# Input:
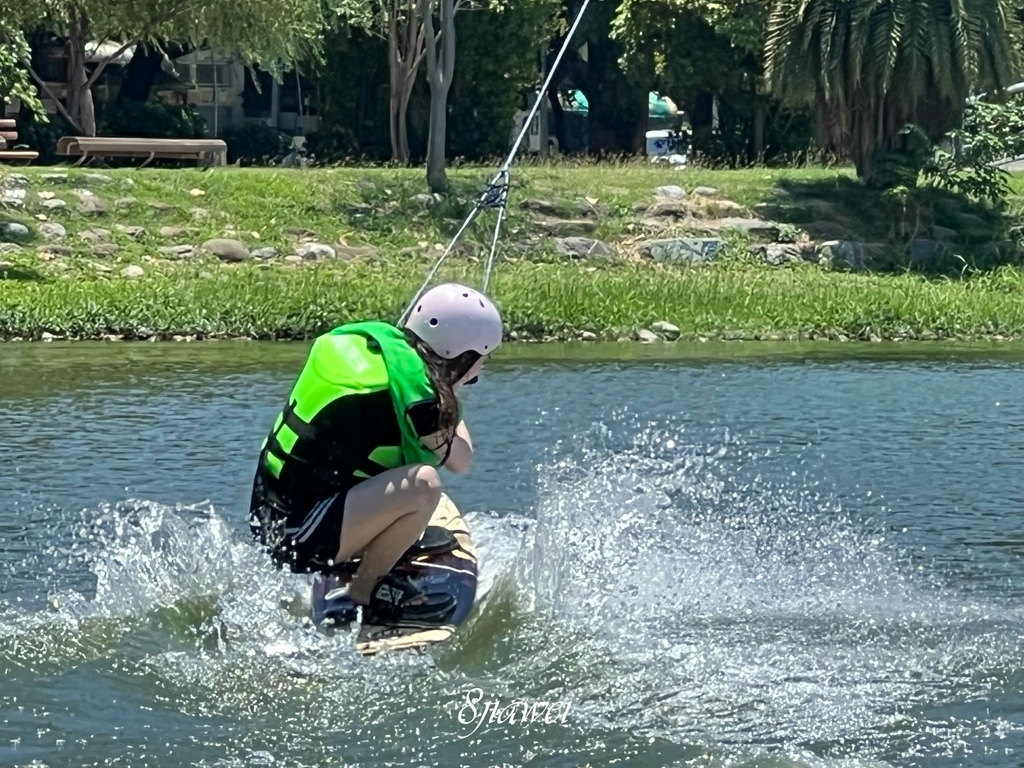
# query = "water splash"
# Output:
<box><xmin>502</xmin><ymin>414</ymin><xmax>1024</xmax><ymax>761</ymax></box>
<box><xmin>3</xmin><ymin>417</ymin><xmax>1024</xmax><ymax>766</ymax></box>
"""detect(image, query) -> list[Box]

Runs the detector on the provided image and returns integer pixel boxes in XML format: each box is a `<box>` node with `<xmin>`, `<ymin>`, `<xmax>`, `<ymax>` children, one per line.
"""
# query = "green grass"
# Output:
<box><xmin>2</xmin><ymin>164</ymin><xmax>1024</xmax><ymax>342</ymax></box>
<box><xmin>4</xmin><ymin>258</ymin><xmax>1024</xmax><ymax>341</ymax></box>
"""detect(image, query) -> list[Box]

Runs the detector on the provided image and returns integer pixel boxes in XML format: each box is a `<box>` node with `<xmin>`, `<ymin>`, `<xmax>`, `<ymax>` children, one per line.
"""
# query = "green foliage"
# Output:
<box><xmin>9</xmin><ymin>255</ymin><xmax>1024</xmax><ymax>341</ymax></box>
<box><xmin>12</xmin><ymin>111</ymin><xmax>74</xmax><ymax>164</ymax></box>
<box><xmin>1</xmin><ymin>164</ymin><xmax>1024</xmax><ymax>340</ymax></box>
<box><xmin>0</xmin><ymin>21</ymin><xmax>41</xmax><ymax>118</ymax></box>
<box><xmin>766</xmin><ymin>0</ymin><xmax>1023</xmax><ymax>182</ymax></box>
<box><xmin>613</xmin><ymin>0</ymin><xmax>767</xmax><ymax>60</ymax></box>
<box><xmin>447</xmin><ymin>1</ymin><xmax>558</xmax><ymax>160</ymax></box>
<box><xmin>924</xmin><ymin>99</ymin><xmax>1024</xmax><ymax>203</ymax></box>
<box><xmin>307</xmin><ymin>25</ymin><xmax>392</xmax><ymax>162</ymax></box>
<box><xmin>221</xmin><ymin>122</ymin><xmax>292</xmax><ymax>165</ymax></box>
<box><xmin>98</xmin><ymin>98</ymin><xmax>207</xmax><ymax>139</ymax></box>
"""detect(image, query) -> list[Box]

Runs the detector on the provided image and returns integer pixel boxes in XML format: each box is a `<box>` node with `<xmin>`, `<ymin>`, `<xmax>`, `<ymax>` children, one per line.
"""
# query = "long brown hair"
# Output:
<box><xmin>404</xmin><ymin>328</ymin><xmax>480</xmax><ymax>443</ymax></box>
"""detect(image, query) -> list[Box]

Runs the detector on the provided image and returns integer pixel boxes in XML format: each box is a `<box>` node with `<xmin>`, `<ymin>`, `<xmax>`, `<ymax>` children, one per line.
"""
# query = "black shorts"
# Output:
<box><xmin>249</xmin><ymin>468</ymin><xmax>355</xmax><ymax>573</ymax></box>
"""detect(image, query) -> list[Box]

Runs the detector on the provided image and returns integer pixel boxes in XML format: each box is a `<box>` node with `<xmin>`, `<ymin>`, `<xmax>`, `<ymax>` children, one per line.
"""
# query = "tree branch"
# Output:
<box><xmin>421</xmin><ymin>0</ymin><xmax>438</xmax><ymax>82</ymax></box>
<box><xmin>442</xmin><ymin>0</ymin><xmax>456</xmax><ymax>84</ymax></box>
<box><xmin>22</xmin><ymin>60</ymin><xmax>83</xmax><ymax>133</ymax></box>
<box><xmin>84</xmin><ymin>39</ymin><xmax>138</xmax><ymax>90</ymax></box>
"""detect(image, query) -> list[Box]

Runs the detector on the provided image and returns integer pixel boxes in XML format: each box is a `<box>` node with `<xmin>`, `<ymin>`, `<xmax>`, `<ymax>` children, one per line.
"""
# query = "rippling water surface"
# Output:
<box><xmin>2</xmin><ymin>342</ymin><xmax>1024</xmax><ymax>767</ymax></box>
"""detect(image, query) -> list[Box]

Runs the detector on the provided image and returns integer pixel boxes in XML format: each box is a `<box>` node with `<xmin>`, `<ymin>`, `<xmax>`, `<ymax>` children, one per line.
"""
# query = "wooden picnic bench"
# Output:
<box><xmin>56</xmin><ymin>136</ymin><xmax>228</xmax><ymax>168</ymax></box>
<box><xmin>0</xmin><ymin>119</ymin><xmax>40</xmax><ymax>165</ymax></box>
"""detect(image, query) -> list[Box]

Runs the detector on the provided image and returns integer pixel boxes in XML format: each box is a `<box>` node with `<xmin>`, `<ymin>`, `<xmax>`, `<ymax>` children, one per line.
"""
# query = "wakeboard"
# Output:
<box><xmin>310</xmin><ymin>493</ymin><xmax>478</xmax><ymax>655</ymax></box>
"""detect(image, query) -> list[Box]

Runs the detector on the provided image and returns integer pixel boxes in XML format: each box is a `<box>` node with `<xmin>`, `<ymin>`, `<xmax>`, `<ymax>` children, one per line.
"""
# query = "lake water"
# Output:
<box><xmin>3</xmin><ymin>341</ymin><xmax>1024</xmax><ymax>767</ymax></box>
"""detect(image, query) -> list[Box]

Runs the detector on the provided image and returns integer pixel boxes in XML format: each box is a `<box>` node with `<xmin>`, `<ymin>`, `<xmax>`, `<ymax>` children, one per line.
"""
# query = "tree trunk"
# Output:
<box><xmin>387</xmin><ymin>17</ymin><xmax>408</xmax><ymax>163</ymax></box>
<box><xmin>422</xmin><ymin>0</ymin><xmax>456</xmax><ymax>194</ymax></box>
<box><xmin>753</xmin><ymin>99</ymin><xmax>766</xmax><ymax>164</ymax></box>
<box><xmin>389</xmin><ymin>79</ymin><xmax>408</xmax><ymax>162</ymax></box>
<box><xmin>67</xmin><ymin>10</ymin><xmax>97</xmax><ymax>137</ymax></box>
<box><xmin>580</xmin><ymin>35</ymin><xmax>645</xmax><ymax>156</ymax></box>
<box><xmin>386</xmin><ymin>1</ymin><xmax>425</xmax><ymax>165</ymax></box>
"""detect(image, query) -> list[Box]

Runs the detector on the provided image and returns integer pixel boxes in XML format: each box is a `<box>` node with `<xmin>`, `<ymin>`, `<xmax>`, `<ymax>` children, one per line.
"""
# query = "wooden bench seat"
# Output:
<box><xmin>56</xmin><ymin>136</ymin><xmax>228</xmax><ymax>168</ymax></box>
<box><xmin>0</xmin><ymin>121</ymin><xmax>39</xmax><ymax>165</ymax></box>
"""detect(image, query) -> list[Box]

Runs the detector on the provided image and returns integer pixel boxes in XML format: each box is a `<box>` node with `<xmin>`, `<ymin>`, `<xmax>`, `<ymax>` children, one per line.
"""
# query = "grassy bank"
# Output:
<box><xmin>7</xmin><ymin>258</ymin><xmax>1024</xmax><ymax>342</ymax></box>
<box><xmin>3</xmin><ymin>164</ymin><xmax>1024</xmax><ymax>342</ymax></box>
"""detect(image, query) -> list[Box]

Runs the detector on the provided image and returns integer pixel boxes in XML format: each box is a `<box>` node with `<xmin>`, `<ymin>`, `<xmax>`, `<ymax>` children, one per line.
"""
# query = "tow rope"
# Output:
<box><xmin>398</xmin><ymin>0</ymin><xmax>595</xmax><ymax>325</ymax></box>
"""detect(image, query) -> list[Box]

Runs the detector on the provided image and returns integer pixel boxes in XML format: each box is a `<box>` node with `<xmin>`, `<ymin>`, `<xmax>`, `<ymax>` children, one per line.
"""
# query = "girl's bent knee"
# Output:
<box><xmin>411</xmin><ymin>465</ymin><xmax>443</xmax><ymax>501</ymax></box>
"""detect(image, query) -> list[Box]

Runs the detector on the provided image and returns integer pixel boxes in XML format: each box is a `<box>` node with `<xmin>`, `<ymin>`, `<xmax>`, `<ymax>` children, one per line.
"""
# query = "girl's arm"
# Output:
<box><xmin>423</xmin><ymin>419</ymin><xmax>474</xmax><ymax>475</ymax></box>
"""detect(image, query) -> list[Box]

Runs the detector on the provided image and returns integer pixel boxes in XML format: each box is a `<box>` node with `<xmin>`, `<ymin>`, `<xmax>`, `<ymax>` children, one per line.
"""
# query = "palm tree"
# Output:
<box><xmin>765</xmin><ymin>0</ymin><xmax>1022</xmax><ymax>185</ymax></box>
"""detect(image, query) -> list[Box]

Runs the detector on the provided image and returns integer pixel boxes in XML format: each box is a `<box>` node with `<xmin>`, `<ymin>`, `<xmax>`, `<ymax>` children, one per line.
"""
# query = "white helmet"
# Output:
<box><xmin>404</xmin><ymin>283</ymin><xmax>503</xmax><ymax>359</ymax></box>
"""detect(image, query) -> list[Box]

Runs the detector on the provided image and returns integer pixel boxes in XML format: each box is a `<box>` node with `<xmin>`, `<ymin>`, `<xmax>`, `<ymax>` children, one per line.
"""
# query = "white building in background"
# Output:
<box><xmin>8</xmin><ymin>40</ymin><xmax>318</xmax><ymax>138</ymax></box>
<box><xmin>157</xmin><ymin>49</ymin><xmax>318</xmax><ymax>137</ymax></box>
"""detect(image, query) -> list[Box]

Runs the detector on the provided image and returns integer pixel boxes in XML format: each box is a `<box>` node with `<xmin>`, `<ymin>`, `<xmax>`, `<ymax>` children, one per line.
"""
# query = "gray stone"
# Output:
<box><xmin>190</xmin><ymin>207</ymin><xmax>210</xmax><ymax>219</ymax></box>
<box><xmin>754</xmin><ymin>243</ymin><xmax>803</xmax><ymax>266</ymax></box>
<box><xmin>40</xmin><ymin>173</ymin><xmax>68</xmax><ymax>183</ymax></box>
<box><xmin>335</xmin><ymin>245</ymin><xmax>378</xmax><ymax>260</ymax></box>
<box><xmin>1</xmin><ymin>188</ymin><xmax>27</xmax><ymax>207</ymax></box>
<box><xmin>121</xmin><ymin>265</ymin><xmax>145</xmax><ymax>279</ymax></box>
<box><xmin>639</xmin><ymin>238</ymin><xmax>724</xmax><ymax>264</ymax></box>
<box><xmin>251</xmin><ymin>246</ymin><xmax>279</xmax><ymax>259</ymax></box>
<box><xmin>40</xmin><ymin>331</ymin><xmax>56</xmax><ymax>342</ymax></box>
<box><xmin>909</xmin><ymin>239</ymin><xmax>953</xmax><ymax>267</ymax></box>
<box><xmin>158</xmin><ymin>245</ymin><xmax>199</xmax><ymax>258</ymax></box>
<box><xmin>0</xmin><ymin>242</ymin><xmax>22</xmax><ymax>253</ymax></box>
<box><xmin>38</xmin><ymin>245</ymin><xmax>72</xmax><ymax>256</ymax></box>
<box><xmin>283</xmin><ymin>254</ymin><xmax>303</xmax><ymax>264</ymax></box>
<box><xmin>655</xmin><ymin>185</ymin><xmax>686</xmax><ymax>199</ymax></box>
<box><xmin>815</xmin><ymin>240</ymin><xmax>888</xmax><ymax>271</ymax></box>
<box><xmin>159</xmin><ymin>226</ymin><xmax>192</xmax><ymax>238</ymax></box>
<box><xmin>931</xmin><ymin>225</ymin><xmax>959</xmax><ymax>241</ymax></box>
<box><xmin>80</xmin><ymin>228</ymin><xmax>112</xmax><ymax>243</ymax></box>
<box><xmin>116</xmin><ymin>225</ymin><xmax>146</xmax><ymax>240</ymax></box>
<box><xmin>148</xmin><ymin>201</ymin><xmax>175</xmax><ymax>211</ymax></box>
<box><xmin>715</xmin><ymin>218</ymin><xmax>781</xmax><ymax>240</ymax></box>
<box><xmin>554</xmin><ymin>237</ymin><xmax>616</xmax><ymax>260</ymax></box>
<box><xmin>577</xmin><ymin>198</ymin><xmax>605</xmax><ymax>218</ymax></box>
<box><xmin>6</xmin><ymin>173</ymin><xmax>29</xmax><ymax>187</ymax></box>
<box><xmin>1</xmin><ymin>222</ymin><xmax>30</xmax><ymax>240</ymax></box>
<box><xmin>636</xmin><ymin>329</ymin><xmax>660</xmax><ymax>343</ymax></box>
<box><xmin>704</xmin><ymin>200</ymin><xmax>747</xmax><ymax>216</ymax></box>
<box><xmin>957</xmin><ymin>213</ymin><xmax>988</xmax><ymax>228</ymax></box>
<box><xmin>410</xmin><ymin>193</ymin><xmax>443</xmax><ymax>207</ymax></box>
<box><xmin>92</xmin><ymin>244</ymin><xmax>121</xmax><ymax>256</ymax></box>
<box><xmin>115</xmin><ymin>197</ymin><xmax>137</xmax><ymax>209</ymax></box>
<box><xmin>536</xmin><ymin>217</ymin><xmax>598</xmax><ymax>237</ymax></box>
<box><xmin>201</xmin><ymin>238</ymin><xmax>250</xmax><ymax>262</ymax></box>
<box><xmin>581</xmin><ymin>331</ymin><xmax>598</xmax><ymax>341</ymax></box>
<box><xmin>693</xmin><ymin>187</ymin><xmax>718</xmax><ymax>197</ymax></box>
<box><xmin>296</xmin><ymin>243</ymin><xmax>336</xmax><ymax>260</ymax></box>
<box><xmin>651</xmin><ymin>321</ymin><xmax>681</xmax><ymax>340</ymax></box>
<box><xmin>83</xmin><ymin>173</ymin><xmax>114</xmax><ymax>185</ymax></box>
<box><xmin>41</xmin><ymin>199</ymin><xmax>67</xmax><ymax>210</ymax></box>
<box><xmin>77</xmin><ymin>195</ymin><xmax>109</xmax><ymax>215</ymax></box>
<box><xmin>520</xmin><ymin>199</ymin><xmax>561</xmax><ymax>216</ymax></box>
<box><xmin>39</xmin><ymin>223</ymin><xmax>67</xmax><ymax>241</ymax></box>
<box><xmin>646</xmin><ymin>200</ymin><xmax>693</xmax><ymax>219</ymax></box>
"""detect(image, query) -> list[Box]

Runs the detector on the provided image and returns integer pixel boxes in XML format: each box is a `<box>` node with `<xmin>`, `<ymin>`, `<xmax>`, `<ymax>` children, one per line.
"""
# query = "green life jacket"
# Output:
<box><xmin>261</xmin><ymin>321</ymin><xmax>441</xmax><ymax>483</ymax></box>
